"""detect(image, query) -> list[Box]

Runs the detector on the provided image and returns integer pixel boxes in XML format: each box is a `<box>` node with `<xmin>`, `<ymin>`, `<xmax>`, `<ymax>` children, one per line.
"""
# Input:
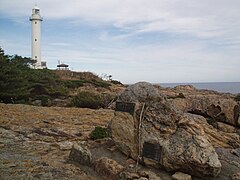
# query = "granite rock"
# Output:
<box><xmin>172</xmin><ymin>172</ymin><xmax>192</xmax><ymax>180</ymax></box>
<box><xmin>69</xmin><ymin>143</ymin><xmax>92</xmax><ymax>166</ymax></box>
<box><xmin>94</xmin><ymin>157</ymin><xmax>124</xmax><ymax>180</ymax></box>
<box><xmin>111</xmin><ymin>82</ymin><xmax>222</xmax><ymax>177</ymax></box>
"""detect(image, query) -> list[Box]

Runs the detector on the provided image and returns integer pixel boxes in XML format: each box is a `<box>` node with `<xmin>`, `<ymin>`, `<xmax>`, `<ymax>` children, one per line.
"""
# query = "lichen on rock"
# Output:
<box><xmin>69</xmin><ymin>143</ymin><xmax>92</xmax><ymax>166</ymax></box>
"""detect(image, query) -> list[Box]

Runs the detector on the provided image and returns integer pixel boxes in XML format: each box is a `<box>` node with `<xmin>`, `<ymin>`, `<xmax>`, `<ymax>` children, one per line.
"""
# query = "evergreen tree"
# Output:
<box><xmin>0</xmin><ymin>47</ymin><xmax>68</xmax><ymax>103</ymax></box>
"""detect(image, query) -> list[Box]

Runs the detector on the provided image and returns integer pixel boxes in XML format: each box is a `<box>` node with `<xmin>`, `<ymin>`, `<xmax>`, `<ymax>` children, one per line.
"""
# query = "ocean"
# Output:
<box><xmin>159</xmin><ymin>82</ymin><xmax>240</xmax><ymax>94</ymax></box>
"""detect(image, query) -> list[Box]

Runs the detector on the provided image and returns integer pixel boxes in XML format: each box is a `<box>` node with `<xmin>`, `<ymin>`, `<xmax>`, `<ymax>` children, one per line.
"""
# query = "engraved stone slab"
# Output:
<box><xmin>142</xmin><ymin>142</ymin><xmax>161</xmax><ymax>162</ymax></box>
<box><xmin>116</xmin><ymin>102</ymin><xmax>135</xmax><ymax>115</ymax></box>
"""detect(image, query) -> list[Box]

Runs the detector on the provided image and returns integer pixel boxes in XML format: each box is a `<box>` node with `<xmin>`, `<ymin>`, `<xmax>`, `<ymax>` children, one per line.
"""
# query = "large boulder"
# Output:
<box><xmin>184</xmin><ymin>114</ymin><xmax>240</xmax><ymax>149</ymax></box>
<box><xmin>160</xmin><ymin>114</ymin><xmax>221</xmax><ymax>177</ymax></box>
<box><xmin>69</xmin><ymin>143</ymin><xmax>92</xmax><ymax>166</ymax></box>
<box><xmin>111</xmin><ymin>111</ymin><xmax>138</xmax><ymax>159</ymax></box>
<box><xmin>140</xmin><ymin>113</ymin><xmax>221</xmax><ymax>177</ymax></box>
<box><xmin>111</xmin><ymin>82</ymin><xmax>222</xmax><ymax>177</ymax></box>
<box><xmin>118</xmin><ymin>82</ymin><xmax>163</xmax><ymax>103</ymax></box>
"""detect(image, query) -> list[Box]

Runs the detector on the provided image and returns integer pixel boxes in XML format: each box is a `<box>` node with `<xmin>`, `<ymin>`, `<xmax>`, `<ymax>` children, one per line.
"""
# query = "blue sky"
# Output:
<box><xmin>0</xmin><ymin>0</ymin><xmax>240</xmax><ymax>83</ymax></box>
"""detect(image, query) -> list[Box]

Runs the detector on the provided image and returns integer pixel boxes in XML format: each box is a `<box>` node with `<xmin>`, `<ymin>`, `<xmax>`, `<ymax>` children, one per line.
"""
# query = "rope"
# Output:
<box><xmin>106</xmin><ymin>98</ymin><xmax>116</xmax><ymax>109</ymax></box>
<box><xmin>135</xmin><ymin>103</ymin><xmax>145</xmax><ymax>172</ymax></box>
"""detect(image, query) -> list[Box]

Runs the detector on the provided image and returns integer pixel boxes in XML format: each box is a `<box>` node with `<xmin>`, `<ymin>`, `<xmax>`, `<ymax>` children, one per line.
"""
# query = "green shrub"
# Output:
<box><xmin>206</xmin><ymin>117</ymin><xmax>218</xmax><ymax>128</ymax></box>
<box><xmin>90</xmin><ymin>126</ymin><xmax>110</xmax><ymax>140</ymax></box>
<box><xmin>39</xmin><ymin>95</ymin><xmax>49</xmax><ymax>106</ymax></box>
<box><xmin>234</xmin><ymin>94</ymin><xmax>240</xmax><ymax>102</ymax></box>
<box><xmin>110</xmin><ymin>80</ymin><xmax>123</xmax><ymax>85</ymax></box>
<box><xmin>64</xmin><ymin>80</ymin><xmax>85</xmax><ymax>89</ymax></box>
<box><xmin>48</xmin><ymin>86</ymin><xmax>68</xmax><ymax>98</ymax></box>
<box><xmin>91</xmin><ymin>79</ymin><xmax>111</xmax><ymax>88</ymax></box>
<box><xmin>71</xmin><ymin>91</ymin><xmax>103</xmax><ymax>109</ymax></box>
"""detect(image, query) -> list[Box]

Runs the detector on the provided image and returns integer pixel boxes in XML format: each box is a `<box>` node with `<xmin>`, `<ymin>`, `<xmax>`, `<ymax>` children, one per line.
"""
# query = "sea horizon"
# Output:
<box><xmin>158</xmin><ymin>82</ymin><xmax>240</xmax><ymax>94</ymax></box>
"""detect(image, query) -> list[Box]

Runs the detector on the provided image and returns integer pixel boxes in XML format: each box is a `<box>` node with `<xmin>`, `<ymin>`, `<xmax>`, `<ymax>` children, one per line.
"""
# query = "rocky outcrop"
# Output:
<box><xmin>111</xmin><ymin>82</ymin><xmax>222</xmax><ymax>177</ymax></box>
<box><xmin>178</xmin><ymin>114</ymin><xmax>240</xmax><ymax>149</ymax></box>
<box><xmin>94</xmin><ymin>157</ymin><xmax>124</xmax><ymax>180</ymax></box>
<box><xmin>1</xmin><ymin>82</ymin><xmax>239</xmax><ymax>180</ymax></box>
<box><xmin>0</xmin><ymin>103</ymin><xmax>114</xmax><ymax>179</ymax></box>
<box><xmin>141</xmin><ymin>113</ymin><xmax>222</xmax><ymax>177</ymax></box>
<box><xmin>164</xmin><ymin>86</ymin><xmax>240</xmax><ymax>127</ymax></box>
<box><xmin>170</xmin><ymin>127</ymin><xmax>220</xmax><ymax>175</ymax></box>
<box><xmin>158</xmin><ymin>85</ymin><xmax>240</xmax><ymax>149</ymax></box>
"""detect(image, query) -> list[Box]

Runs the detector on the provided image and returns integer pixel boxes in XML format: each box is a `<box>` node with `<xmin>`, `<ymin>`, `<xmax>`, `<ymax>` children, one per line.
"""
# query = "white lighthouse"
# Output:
<box><xmin>30</xmin><ymin>6</ymin><xmax>46</xmax><ymax>69</ymax></box>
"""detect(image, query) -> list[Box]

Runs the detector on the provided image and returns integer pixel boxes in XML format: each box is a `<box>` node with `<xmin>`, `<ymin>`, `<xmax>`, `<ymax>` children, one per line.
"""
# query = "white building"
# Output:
<box><xmin>30</xmin><ymin>6</ymin><xmax>46</xmax><ymax>69</ymax></box>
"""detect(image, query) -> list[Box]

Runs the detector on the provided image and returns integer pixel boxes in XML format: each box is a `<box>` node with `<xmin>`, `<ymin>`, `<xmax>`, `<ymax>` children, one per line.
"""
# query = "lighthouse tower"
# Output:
<box><xmin>30</xmin><ymin>6</ymin><xmax>45</xmax><ymax>69</ymax></box>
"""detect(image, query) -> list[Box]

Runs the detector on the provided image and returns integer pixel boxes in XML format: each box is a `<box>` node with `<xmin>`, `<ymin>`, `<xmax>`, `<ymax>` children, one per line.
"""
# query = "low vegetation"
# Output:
<box><xmin>70</xmin><ymin>91</ymin><xmax>115</xmax><ymax>109</ymax></box>
<box><xmin>0</xmin><ymin>47</ymin><xmax>68</xmax><ymax>103</ymax></box>
<box><xmin>234</xmin><ymin>94</ymin><xmax>240</xmax><ymax>102</ymax></box>
<box><xmin>110</xmin><ymin>80</ymin><xmax>123</xmax><ymax>85</ymax></box>
<box><xmin>90</xmin><ymin>126</ymin><xmax>110</xmax><ymax>140</ymax></box>
<box><xmin>71</xmin><ymin>91</ymin><xmax>103</xmax><ymax>109</ymax></box>
<box><xmin>63</xmin><ymin>80</ymin><xmax>85</xmax><ymax>89</ymax></box>
<box><xmin>54</xmin><ymin>70</ymin><xmax>112</xmax><ymax>89</ymax></box>
<box><xmin>0</xmin><ymin>47</ymin><xmax>122</xmax><ymax>108</ymax></box>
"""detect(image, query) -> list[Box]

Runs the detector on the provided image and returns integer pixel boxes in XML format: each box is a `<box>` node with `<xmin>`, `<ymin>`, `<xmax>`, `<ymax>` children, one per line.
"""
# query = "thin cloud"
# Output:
<box><xmin>1</xmin><ymin>0</ymin><xmax>240</xmax><ymax>83</ymax></box>
<box><xmin>50</xmin><ymin>42</ymin><xmax>72</xmax><ymax>47</ymax></box>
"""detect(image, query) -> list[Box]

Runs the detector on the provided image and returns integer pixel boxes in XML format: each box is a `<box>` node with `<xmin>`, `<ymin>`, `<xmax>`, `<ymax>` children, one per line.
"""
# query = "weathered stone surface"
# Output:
<box><xmin>124</xmin><ymin>158</ymin><xmax>136</xmax><ymax>167</ymax></box>
<box><xmin>94</xmin><ymin>157</ymin><xmax>124</xmax><ymax>180</ymax></box>
<box><xmin>187</xmin><ymin>114</ymin><xmax>240</xmax><ymax>148</ymax></box>
<box><xmin>138</xmin><ymin>170</ymin><xmax>161</xmax><ymax>180</ymax></box>
<box><xmin>174</xmin><ymin>85</ymin><xmax>196</xmax><ymax>91</ymax></box>
<box><xmin>172</xmin><ymin>172</ymin><xmax>192</xmax><ymax>180</ymax></box>
<box><xmin>118</xmin><ymin>82</ymin><xmax>163</xmax><ymax>103</ymax></box>
<box><xmin>168</xmin><ymin>91</ymin><xmax>240</xmax><ymax>127</ymax></box>
<box><xmin>216</xmin><ymin>148</ymin><xmax>240</xmax><ymax>180</ymax></box>
<box><xmin>231</xmin><ymin>172</ymin><xmax>240</xmax><ymax>180</ymax></box>
<box><xmin>217</xmin><ymin>122</ymin><xmax>237</xmax><ymax>133</ymax></box>
<box><xmin>120</xmin><ymin>171</ymin><xmax>140</xmax><ymax>179</ymax></box>
<box><xmin>111</xmin><ymin>111</ymin><xmax>138</xmax><ymax>159</ymax></box>
<box><xmin>57</xmin><ymin>141</ymin><xmax>74</xmax><ymax>150</ymax></box>
<box><xmin>120</xmin><ymin>170</ymin><xmax>161</xmax><ymax>180</ymax></box>
<box><xmin>69</xmin><ymin>143</ymin><xmax>92</xmax><ymax>166</ymax></box>
<box><xmin>0</xmin><ymin>128</ymin><xmax>94</xmax><ymax>180</ymax></box>
<box><xmin>0</xmin><ymin>103</ymin><xmax>116</xmax><ymax>180</ymax></box>
<box><xmin>231</xmin><ymin>148</ymin><xmax>240</xmax><ymax>157</ymax></box>
<box><xmin>238</xmin><ymin>116</ymin><xmax>240</xmax><ymax>128</ymax></box>
<box><xmin>111</xmin><ymin>82</ymin><xmax>222</xmax><ymax>177</ymax></box>
<box><xmin>139</xmin><ymin>178</ymin><xmax>149</xmax><ymax>180</ymax></box>
<box><xmin>160</xmin><ymin>115</ymin><xmax>221</xmax><ymax>177</ymax></box>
